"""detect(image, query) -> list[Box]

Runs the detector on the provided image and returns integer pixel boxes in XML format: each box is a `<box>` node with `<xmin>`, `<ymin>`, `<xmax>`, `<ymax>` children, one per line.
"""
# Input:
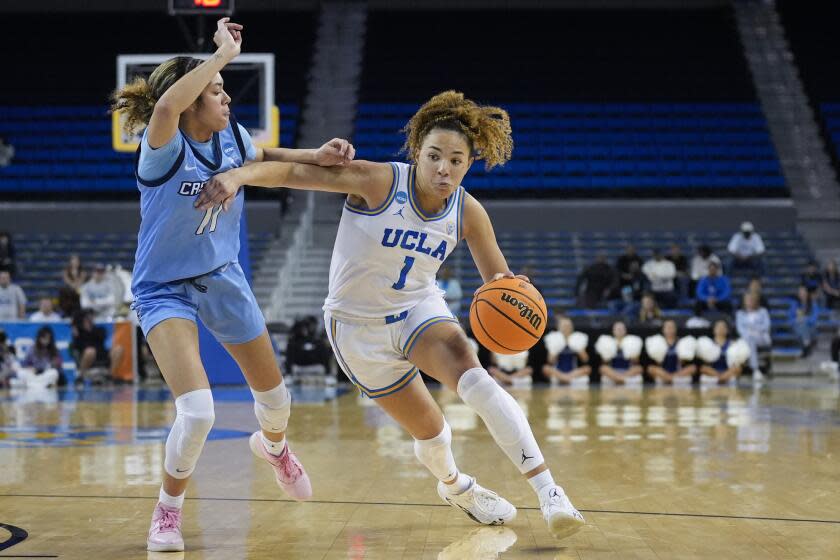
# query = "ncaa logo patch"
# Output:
<box><xmin>447</xmin><ymin>222</ymin><xmax>455</xmax><ymax>235</ymax></box>
<box><xmin>395</xmin><ymin>191</ymin><xmax>408</xmax><ymax>204</ymax></box>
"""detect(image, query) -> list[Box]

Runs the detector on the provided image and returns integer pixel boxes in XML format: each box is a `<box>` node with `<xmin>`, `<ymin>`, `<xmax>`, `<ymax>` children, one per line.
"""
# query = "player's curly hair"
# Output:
<box><xmin>402</xmin><ymin>91</ymin><xmax>513</xmax><ymax>170</ymax></box>
<box><xmin>110</xmin><ymin>56</ymin><xmax>203</xmax><ymax>134</ymax></box>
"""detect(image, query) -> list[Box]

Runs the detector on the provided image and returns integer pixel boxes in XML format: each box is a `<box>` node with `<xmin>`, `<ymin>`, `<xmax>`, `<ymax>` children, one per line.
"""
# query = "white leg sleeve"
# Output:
<box><xmin>164</xmin><ymin>389</ymin><xmax>215</xmax><ymax>479</ymax></box>
<box><xmin>457</xmin><ymin>367</ymin><xmax>545</xmax><ymax>474</ymax></box>
<box><xmin>251</xmin><ymin>381</ymin><xmax>291</xmax><ymax>434</ymax></box>
<box><xmin>414</xmin><ymin>421</ymin><xmax>458</xmax><ymax>482</ymax></box>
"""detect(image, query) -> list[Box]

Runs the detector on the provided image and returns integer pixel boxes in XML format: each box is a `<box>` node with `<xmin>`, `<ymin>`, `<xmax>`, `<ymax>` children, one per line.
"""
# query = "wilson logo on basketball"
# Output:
<box><xmin>500</xmin><ymin>292</ymin><xmax>542</xmax><ymax>330</ymax></box>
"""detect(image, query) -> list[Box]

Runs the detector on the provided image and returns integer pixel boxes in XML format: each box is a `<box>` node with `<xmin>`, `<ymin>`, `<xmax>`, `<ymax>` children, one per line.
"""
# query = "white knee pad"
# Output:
<box><xmin>457</xmin><ymin>367</ymin><xmax>544</xmax><ymax>474</ymax></box>
<box><xmin>251</xmin><ymin>382</ymin><xmax>291</xmax><ymax>434</ymax></box>
<box><xmin>164</xmin><ymin>389</ymin><xmax>215</xmax><ymax>479</ymax></box>
<box><xmin>414</xmin><ymin>421</ymin><xmax>458</xmax><ymax>482</ymax></box>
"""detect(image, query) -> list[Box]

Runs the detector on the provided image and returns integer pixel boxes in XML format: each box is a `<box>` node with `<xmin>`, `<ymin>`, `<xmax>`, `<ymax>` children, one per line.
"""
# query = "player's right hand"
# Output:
<box><xmin>196</xmin><ymin>171</ymin><xmax>241</xmax><ymax>211</ymax></box>
<box><xmin>213</xmin><ymin>17</ymin><xmax>243</xmax><ymax>57</ymax></box>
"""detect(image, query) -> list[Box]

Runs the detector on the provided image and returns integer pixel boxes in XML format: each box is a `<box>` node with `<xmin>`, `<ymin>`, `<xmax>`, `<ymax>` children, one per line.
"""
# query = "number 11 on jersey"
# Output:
<box><xmin>196</xmin><ymin>205</ymin><xmax>223</xmax><ymax>235</ymax></box>
<box><xmin>392</xmin><ymin>256</ymin><xmax>415</xmax><ymax>290</ymax></box>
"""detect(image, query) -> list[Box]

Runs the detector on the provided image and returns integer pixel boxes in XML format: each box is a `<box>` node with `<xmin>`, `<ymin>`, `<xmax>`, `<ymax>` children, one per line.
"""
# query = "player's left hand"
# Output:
<box><xmin>314</xmin><ymin>138</ymin><xmax>356</xmax><ymax>167</ymax></box>
<box><xmin>196</xmin><ymin>171</ymin><xmax>241</xmax><ymax>211</ymax></box>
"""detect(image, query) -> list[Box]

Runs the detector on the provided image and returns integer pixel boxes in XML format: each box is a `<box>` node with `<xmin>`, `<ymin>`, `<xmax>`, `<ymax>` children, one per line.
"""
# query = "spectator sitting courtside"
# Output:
<box><xmin>30</xmin><ymin>298</ymin><xmax>63</xmax><ymax>323</ymax></box>
<box><xmin>667</xmin><ymin>243</ymin><xmax>690</xmax><ymax>303</ymax></box>
<box><xmin>71</xmin><ymin>309</ymin><xmax>124</xmax><ymax>385</ymax></box>
<box><xmin>18</xmin><ymin>326</ymin><xmax>63</xmax><ymax>388</ymax></box>
<box><xmin>642</xmin><ymin>248</ymin><xmax>677</xmax><ymax>308</ymax></box>
<box><xmin>617</xmin><ymin>244</ymin><xmax>643</xmax><ymax>290</ymax></box>
<box><xmin>744</xmin><ymin>277</ymin><xmax>770</xmax><ymax>310</ymax></box>
<box><xmin>694</xmin><ymin>261</ymin><xmax>732</xmax><ymax>316</ymax></box>
<box><xmin>0</xmin><ymin>330</ymin><xmax>18</xmax><ymax>387</ymax></box>
<box><xmin>728</xmin><ymin>221</ymin><xmax>765</xmax><ymax>276</ymax></box>
<box><xmin>0</xmin><ymin>232</ymin><xmax>16</xmax><ymax>276</ymax></box>
<box><xmin>637</xmin><ymin>292</ymin><xmax>663</xmax><ymax>327</ymax></box>
<box><xmin>735</xmin><ymin>292</ymin><xmax>771</xmax><ymax>379</ymax></box>
<box><xmin>0</xmin><ymin>136</ymin><xmax>14</xmax><ymax>167</ymax></box>
<box><xmin>80</xmin><ymin>263</ymin><xmax>118</xmax><ymax>321</ymax></box>
<box><xmin>801</xmin><ymin>260</ymin><xmax>822</xmax><ymax>299</ymax></box>
<box><xmin>576</xmin><ymin>253</ymin><xmax>619</xmax><ymax>309</ymax></box>
<box><xmin>0</xmin><ymin>270</ymin><xmax>26</xmax><ymax>321</ymax></box>
<box><xmin>791</xmin><ymin>285</ymin><xmax>819</xmax><ymax>356</ymax></box>
<box><xmin>822</xmin><ymin>259</ymin><xmax>840</xmax><ymax>311</ymax></box>
<box><xmin>690</xmin><ymin>244</ymin><xmax>722</xmax><ymax>291</ymax></box>
<box><xmin>62</xmin><ymin>254</ymin><xmax>88</xmax><ymax>294</ymax></box>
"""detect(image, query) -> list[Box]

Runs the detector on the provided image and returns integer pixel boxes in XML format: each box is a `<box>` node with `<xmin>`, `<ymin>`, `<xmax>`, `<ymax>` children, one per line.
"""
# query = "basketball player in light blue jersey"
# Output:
<box><xmin>198</xmin><ymin>91</ymin><xmax>585</xmax><ymax>540</ymax></box>
<box><xmin>110</xmin><ymin>18</ymin><xmax>355</xmax><ymax>552</ymax></box>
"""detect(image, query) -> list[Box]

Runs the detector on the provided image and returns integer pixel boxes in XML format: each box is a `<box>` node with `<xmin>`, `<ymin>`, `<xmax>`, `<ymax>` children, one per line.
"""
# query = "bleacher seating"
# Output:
<box><xmin>357</xmin><ymin>8</ymin><xmax>784</xmax><ymax>195</ymax></box>
<box><xmin>11</xmin><ymin>232</ymin><xmax>275</xmax><ymax>314</ymax></box>
<box><xmin>0</xmin><ymin>105</ymin><xmax>298</xmax><ymax>193</ymax></box>
<box><xmin>446</xmin><ymin>229</ymin><xmax>831</xmax><ymax>359</ymax></box>
<box><xmin>354</xmin><ymin>103</ymin><xmax>784</xmax><ymax>193</ymax></box>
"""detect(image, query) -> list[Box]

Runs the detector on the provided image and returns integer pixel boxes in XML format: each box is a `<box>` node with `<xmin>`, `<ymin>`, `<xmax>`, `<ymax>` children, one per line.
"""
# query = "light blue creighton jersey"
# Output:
<box><xmin>132</xmin><ymin>116</ymin><xmax>249</xmax><ymax>286</ymax></box>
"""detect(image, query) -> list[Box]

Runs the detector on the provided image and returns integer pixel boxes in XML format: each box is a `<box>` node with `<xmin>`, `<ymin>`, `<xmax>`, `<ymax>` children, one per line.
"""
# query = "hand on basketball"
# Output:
<box><xmin>314</xmin><ymin>138</ymin><xmax>356</xmax><ymax>167</ymax></box>
<box><xmin>475</xmin><ymin>271</ymin><xmax>531</xmax><ymax>296</ymax></box>
<box><xmin>196</xmin><ymin>171</ymin><xmax>241</xmax><ymax>211</ymax></box>
<box><xmin>213</xmin><ymin>17</ymin><xmax>243</xmax><ymax>57</ymax></box>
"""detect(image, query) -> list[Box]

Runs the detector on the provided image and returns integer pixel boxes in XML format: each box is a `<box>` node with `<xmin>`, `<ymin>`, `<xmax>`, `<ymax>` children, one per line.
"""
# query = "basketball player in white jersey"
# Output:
<box><xmin>197</xmin><ymin>91</ymin><xmax>585</xmax><ymax>539</ymax></box>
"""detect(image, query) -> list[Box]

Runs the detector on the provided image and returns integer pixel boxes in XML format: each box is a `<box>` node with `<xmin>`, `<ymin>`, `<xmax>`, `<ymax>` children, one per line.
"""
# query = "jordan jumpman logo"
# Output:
<box><xmin>521</xmin><ymin>449</ymin><xmax>534</xmax><ymax>464</ymax></box>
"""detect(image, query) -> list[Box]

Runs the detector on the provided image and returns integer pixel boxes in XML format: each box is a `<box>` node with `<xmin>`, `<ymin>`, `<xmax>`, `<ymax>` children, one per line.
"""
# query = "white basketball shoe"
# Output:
<box><xmin>437</xmin><ymin>477</ymin><xmax>517</xmax><ymax>525</ymax></box>
<box><xmin>540</xmin><ymin>486</ymin><xmax>585</xmax><ymax>540</ymax></box>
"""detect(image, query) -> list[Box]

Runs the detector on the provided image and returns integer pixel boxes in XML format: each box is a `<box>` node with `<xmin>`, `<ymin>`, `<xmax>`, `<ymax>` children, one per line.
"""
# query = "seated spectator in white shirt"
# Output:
<box><xmin>691</xmin><ymin>244</ymin><xmax>722</xmax><ymax>286</ymax></box>
<box><xmin>735</xmin><ymin>292</ymin><xmax>771</xmax><ymax>378</ymax></box>
<box><xmin>30</xmin><ymin>298</ymin><xmax>63</xmax><ymax>323</ymax></box>
<box><xmin>642</xmin><ymin>249</ymin><xmax>677</xmax><ymax>308</ymax></box>
<box><xmin>0</xmin><ymin>270</ymin><xmax>26</xmax><ymax>321</ymax></box>
<box><xmin>80</xmin><ymin>264</ymin><xmax>117</xmax><ymax>321</ymax></box>
<box><xmin>728</xmin><ymin>221</ymin><xmax>765</xmax><ymax>276</ymax></box>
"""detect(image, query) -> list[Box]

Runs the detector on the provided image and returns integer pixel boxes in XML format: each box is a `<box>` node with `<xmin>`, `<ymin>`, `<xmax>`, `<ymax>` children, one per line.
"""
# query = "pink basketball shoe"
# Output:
<box><xmin>249</xmin><ymin>432</ymin><xmax>312</xmax><ymax>501</ymax></box>
<box><xmin>146</xmin><ymin>502</ymin><xmax>184</xmax><ymax>552</ymax></box>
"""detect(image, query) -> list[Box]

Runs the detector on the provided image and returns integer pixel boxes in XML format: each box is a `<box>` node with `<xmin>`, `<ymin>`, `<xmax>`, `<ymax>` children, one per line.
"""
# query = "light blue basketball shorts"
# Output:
<box><xmin>132</xmin><ymin>261</ymin><xmax>265</xmax><ymax>345</ymax></box>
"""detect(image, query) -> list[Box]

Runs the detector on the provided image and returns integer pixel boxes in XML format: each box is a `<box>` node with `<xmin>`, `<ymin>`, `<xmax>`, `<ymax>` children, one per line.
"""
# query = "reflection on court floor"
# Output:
<box><xmin>1</xmin><ymin>381</ymin><xmax>839</xmax><ymax>559</ymax></box>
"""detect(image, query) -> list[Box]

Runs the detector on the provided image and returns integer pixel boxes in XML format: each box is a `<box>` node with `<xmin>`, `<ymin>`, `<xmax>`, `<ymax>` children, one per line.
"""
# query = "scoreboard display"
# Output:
<box><xmin>168</xmin><ymin>0</ymin><xmax>234</xmax><ymax>16</ymax></box>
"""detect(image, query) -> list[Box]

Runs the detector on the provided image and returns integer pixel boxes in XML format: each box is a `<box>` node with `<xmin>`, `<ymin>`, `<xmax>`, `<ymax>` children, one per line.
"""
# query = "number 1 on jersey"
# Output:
<box><xmin>196</xmin><ymin>205</ymin><xmax>223</xmax><ymax>235</ymax></box>
<box><xmin>392</xmin><ymin>256</ymin><xmax>415</xmax><ymax>290</ymax></box>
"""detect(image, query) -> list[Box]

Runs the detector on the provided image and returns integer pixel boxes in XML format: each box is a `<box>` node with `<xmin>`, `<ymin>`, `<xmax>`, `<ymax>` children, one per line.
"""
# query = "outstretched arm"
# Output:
<box><xmin>254</xmin><ymin>138</ymin><xmax>356</xmax><ymax>166</ymax></box>
<box><xmin>147</xmin><ymin>18</ymin><xmax>242</xmax><ymax>148</ymax></box>
<box><xmin>196</xmin><ymin>159</ymin><xmax>393</xmax><ymax>211</ymax></box>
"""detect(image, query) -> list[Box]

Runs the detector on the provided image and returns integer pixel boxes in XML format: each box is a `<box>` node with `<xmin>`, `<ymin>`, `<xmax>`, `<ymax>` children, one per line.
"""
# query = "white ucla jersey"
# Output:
<box><xmin>324</xmin><ymin>162</ymin><xmax>465</xmax><ymax>319</ymax></box>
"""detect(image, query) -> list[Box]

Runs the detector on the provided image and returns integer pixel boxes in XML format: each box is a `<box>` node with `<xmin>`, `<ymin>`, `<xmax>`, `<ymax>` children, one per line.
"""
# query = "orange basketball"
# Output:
<box><xmin>469</xmin><ymin>277</ymin><xmax>548</xmax><ymax>354</ymax></box>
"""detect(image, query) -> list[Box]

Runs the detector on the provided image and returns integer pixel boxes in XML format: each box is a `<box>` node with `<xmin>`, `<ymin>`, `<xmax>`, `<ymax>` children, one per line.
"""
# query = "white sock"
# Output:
<box><xmin>528</xmin><ymin>469</ymin><xmax>556</xmax><ymax>501</ymax></box>
<box><xmin>457</xmin><ymin>368</ymin><xmax>545</xmax><ymax>474</ymax></box>
<box><xmin>159</xmin><ymin>487</ymin><xmax>184</xmax><ymax>509</ymax></box>
<box><xmin>444</xmin><ymin>472</ymin><xmax>473</xmax><ymax>496</ymax></box>
<box><xmin>261</xmin><ymin>432</ymin><xmax>287</xmax><ymax>456</ymax></box>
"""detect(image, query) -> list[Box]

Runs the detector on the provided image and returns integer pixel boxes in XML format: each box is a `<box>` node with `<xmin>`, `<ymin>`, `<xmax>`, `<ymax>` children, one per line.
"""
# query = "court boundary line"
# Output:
<box><xmin>3</xmin><ymin>493</ymin><xmax>839</xmax><ymax>526</ymax></box>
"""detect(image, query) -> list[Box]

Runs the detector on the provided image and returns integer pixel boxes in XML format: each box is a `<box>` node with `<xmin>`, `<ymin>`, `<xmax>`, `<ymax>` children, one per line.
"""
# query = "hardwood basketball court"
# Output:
<box><xmin>2</xmin><ymin>380</ymin><xmax>839</xmax><ymax>559</ymax></box>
